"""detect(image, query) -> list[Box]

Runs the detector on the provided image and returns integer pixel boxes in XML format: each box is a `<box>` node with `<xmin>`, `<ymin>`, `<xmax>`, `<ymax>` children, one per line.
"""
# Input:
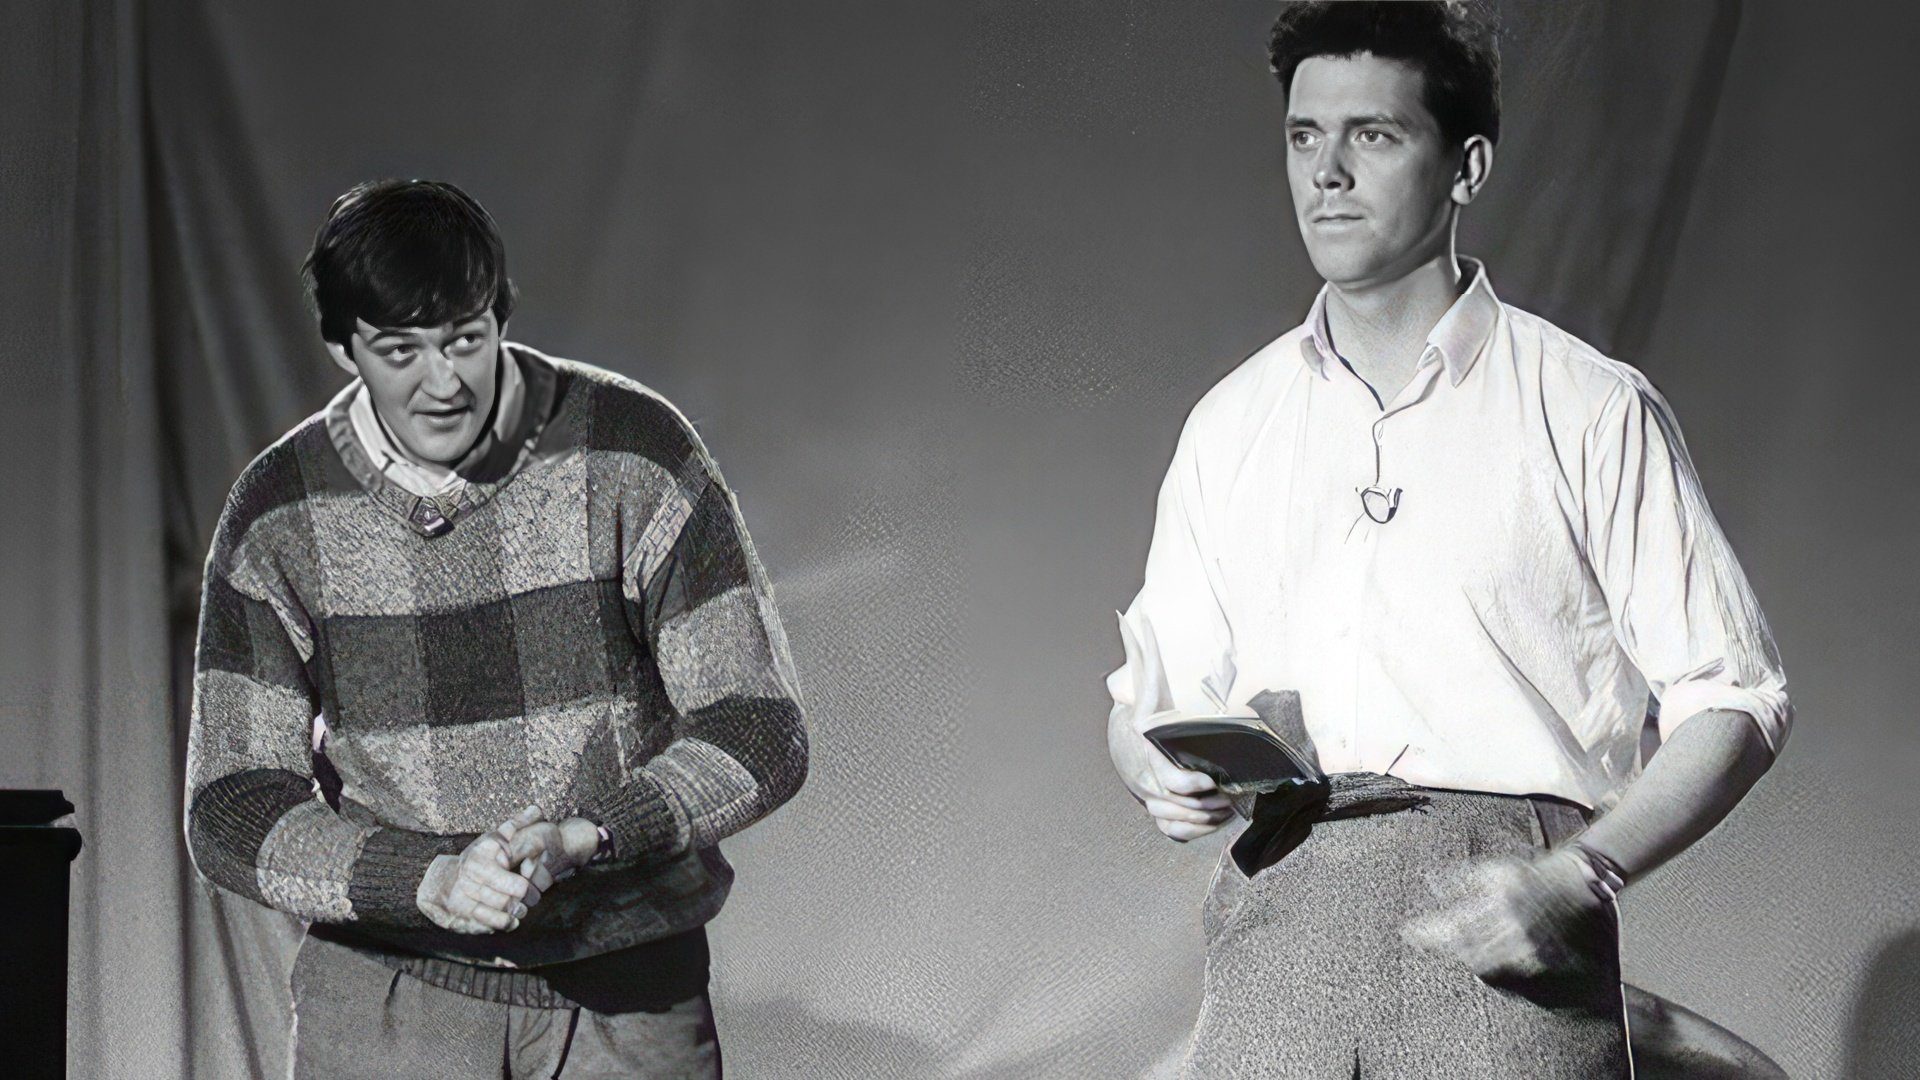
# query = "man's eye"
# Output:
<box><xmin>1356</xmin><ymin>130</ymin><xmax>1389</xmax><ymax>145</ymax></box>
<box><xmin>382</xmin><ymin>347</ymin><xmax>416</xmax><ymax>363</ymax></box>
<box><xmin>453</xmin><ymin>334</ymin><xmax>482</xmax><ymax>350</ymax></box>
<box><xmin>1289</xmin><ymin>130</ymin><xmax>1317</xmax><ymax>149</ymax></box>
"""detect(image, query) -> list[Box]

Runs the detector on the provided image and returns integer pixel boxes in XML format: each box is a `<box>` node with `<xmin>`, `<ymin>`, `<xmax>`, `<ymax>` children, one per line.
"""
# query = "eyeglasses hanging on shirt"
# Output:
<box><xmin>1358</xmin><ymin>484</ymin><xmax>1402</xmax><ymax>524</ymax></box>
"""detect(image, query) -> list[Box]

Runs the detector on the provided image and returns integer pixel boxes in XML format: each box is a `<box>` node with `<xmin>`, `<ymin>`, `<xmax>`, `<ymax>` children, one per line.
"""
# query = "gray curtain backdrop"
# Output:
<box><xmin>2</xmin><ymin>2</ymin><xmax>1915</xmax><ymax>1078</ymax></box>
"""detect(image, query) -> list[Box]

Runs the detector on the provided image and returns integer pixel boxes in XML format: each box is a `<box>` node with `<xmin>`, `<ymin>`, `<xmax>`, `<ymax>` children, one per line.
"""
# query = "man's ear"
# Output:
<box><xmin>325</xmin><ymin>337</ymin><xmax>358</xmax><ymax>377</ymax></box>
<box><xmin>1452</xmin><ymin>134</ymin><xmax>1494</xmax><ymax>207</ymax></box>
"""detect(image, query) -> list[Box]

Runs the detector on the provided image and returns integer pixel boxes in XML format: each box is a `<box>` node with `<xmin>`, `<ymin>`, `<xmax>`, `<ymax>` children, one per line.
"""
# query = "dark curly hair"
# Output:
<box><xmin>1268</xmin><ymin>1</ymin><xmax>1502</xmax><ymax>148</ymax></box>
<box><xmin>302</xmin><ymin>178</ymin><xmax>517</xmax><ymax>346</ymax></box>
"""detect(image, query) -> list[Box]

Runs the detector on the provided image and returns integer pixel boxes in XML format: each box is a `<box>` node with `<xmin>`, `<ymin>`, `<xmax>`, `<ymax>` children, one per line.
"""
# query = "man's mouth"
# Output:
<box><xmin>414</xmin><ymin>405</ymin><xmax>471</xmax><ymax>429</ymax></box>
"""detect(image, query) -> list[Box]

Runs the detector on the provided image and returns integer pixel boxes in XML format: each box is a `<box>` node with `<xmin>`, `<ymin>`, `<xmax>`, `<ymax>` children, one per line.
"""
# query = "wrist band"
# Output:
<box><xmin>1567</xmin><ymin>840</ymin><xmax>1628</xmax><ymax>904</ymax></box>
<box><xmin>588</xmin><ymin>822</ymin><xmax>615</xmax><ymax>866</ymax></box>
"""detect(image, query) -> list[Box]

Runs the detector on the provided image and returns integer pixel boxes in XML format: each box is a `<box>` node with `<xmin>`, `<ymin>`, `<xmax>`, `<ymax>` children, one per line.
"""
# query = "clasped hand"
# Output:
<box><xmin>416</xmin><ymin>805</ymin><xmax>605</xmax><ymax>934</ymax></box>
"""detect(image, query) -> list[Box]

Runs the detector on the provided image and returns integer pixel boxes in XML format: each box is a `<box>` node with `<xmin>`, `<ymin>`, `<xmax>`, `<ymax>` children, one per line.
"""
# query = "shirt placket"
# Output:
<box><xmin>1341</xmin><ymin>347</ymin><xmax>1444</xmax><ymax>772</ymax></box>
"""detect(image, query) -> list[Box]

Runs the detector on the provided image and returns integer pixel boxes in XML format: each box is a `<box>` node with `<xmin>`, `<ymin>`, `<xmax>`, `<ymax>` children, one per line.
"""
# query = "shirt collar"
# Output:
<box><xmin>1297</xmin><ymin>256</ymin><xmax>1501</xmax><ymax>387</ymax></box>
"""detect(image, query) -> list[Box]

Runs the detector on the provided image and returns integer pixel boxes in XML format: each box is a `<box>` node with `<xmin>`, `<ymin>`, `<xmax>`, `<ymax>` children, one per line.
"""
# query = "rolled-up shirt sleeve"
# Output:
<box><xmin>1581</xmin><ymin>371</ymin><xmax>1792</xmax><ymax>755</ymax></box>
<box><xmin>1107</xmin><ymin>417</ymin><xmax>1237</xmax><ymax>715</ymax></box>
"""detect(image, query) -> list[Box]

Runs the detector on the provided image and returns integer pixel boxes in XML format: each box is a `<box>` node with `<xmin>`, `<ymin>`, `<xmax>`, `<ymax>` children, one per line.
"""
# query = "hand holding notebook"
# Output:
<box><xmin>1113</xmin><ymin>610</ymin><xmax>1235</xmax><ymax>840</ymax></box>
<box><xmin>1123</xmin><ymin>624</ymin><xmax>1323</xmax><ymax>797</ymax></box>
<box><xmin>1142</xmin><ymin>715</ymin><xmax>1324</xmax><ymax>796</ymax></box>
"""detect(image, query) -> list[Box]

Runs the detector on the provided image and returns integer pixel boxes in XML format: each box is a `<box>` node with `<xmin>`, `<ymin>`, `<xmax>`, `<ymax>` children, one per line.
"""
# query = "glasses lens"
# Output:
<box><xmin>1360</xmin><ymin>486</ymin><xmax>1398</xmax><ymax>524</ymax></box>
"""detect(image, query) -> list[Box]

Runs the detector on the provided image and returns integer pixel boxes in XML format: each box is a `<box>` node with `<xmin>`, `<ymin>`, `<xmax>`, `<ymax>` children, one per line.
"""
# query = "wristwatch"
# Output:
<box><xmin>1567</xmin><ymin>839</ymin><xmax>1627</xmax><ymax>904</ymax></box>
<box><xmin>587</xmin><ymin>821</ymin><xmax>616</xmax><ymax>866</ymax></box>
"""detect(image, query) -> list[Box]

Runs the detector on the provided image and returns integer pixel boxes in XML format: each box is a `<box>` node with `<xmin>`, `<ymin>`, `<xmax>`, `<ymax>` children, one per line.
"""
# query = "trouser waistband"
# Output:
<box><xmin>1232</xmin><ymin>772</ymin><xmax>1593</xmax><ymax>877</ymax></box>
<box><xmin>307</xmin><ymin>924</ymin><xmax>711</xmax><ymax>1014</ymax></box>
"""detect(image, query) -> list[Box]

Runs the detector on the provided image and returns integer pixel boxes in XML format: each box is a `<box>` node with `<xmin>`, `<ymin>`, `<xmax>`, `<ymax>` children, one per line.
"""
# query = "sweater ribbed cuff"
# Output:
<box><xmin>588</xmin><ymin>772</ymin><xmax>686</xmax><ymax>865</ymax></box>
<box><xmin>348</xmin><ymin>829</ymin><xmax>478</xmax><ymax>927</ymax></box>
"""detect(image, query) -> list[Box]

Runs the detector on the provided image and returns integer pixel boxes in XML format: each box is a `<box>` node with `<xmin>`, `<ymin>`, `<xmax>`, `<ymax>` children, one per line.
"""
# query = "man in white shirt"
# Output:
<box><xmin>1106</xmin><ymin>4</ymin><xmax>1788</xmax><ymax>1075</ymax></box>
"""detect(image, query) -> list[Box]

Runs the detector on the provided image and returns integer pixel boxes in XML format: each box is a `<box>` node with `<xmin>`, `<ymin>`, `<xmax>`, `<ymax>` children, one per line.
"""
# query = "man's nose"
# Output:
<box><xmin>420</xmin><ymin>347</ymin><xmax>463</xmax><ymax>398</ymax></box>
<box><xmin>1313</xmin><ymin>145</ymin><xmax>1351</xmax><ymax>191</ymax></box>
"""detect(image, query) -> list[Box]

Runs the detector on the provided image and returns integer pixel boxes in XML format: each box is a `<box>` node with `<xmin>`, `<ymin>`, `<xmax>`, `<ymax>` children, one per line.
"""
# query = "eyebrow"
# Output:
<box><xmin>362</xmin><ymin>317</ymin><xmax>489</xmax><ymax>345</ymax></box>
<box><xmin>1286</xmin><ymin>113</ymin><xmax>1410</xmax><ymax>130</ymax></box>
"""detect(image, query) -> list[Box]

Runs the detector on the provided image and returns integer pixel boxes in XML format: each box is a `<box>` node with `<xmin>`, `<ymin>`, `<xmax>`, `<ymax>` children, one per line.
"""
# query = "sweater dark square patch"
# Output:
<box><xmin>669</xmin><ymin>485</ymin><xmax>752</xmax><ymax>614</ymax></box>
<box><xmin>420</xmin><ymin>601</ymin><xmax>528</xmax><ymax>725</ymax></box>
<box><xmin>598</xmin><ymin>577</ymin><xmax>644</xmax><ymax>696</ymax></box>
<box><xmin>323</xmin><ymin>614</ymin><xmax>426</xmax><ymax>731</ymax></box>
<box><xmin>511</xmin><ymin>581</ymin><xmax>616</xmax><ymax>709</ymax></box>
<box><xmin>196</xmin><ymin>576</ymin><xmax>258</xmax><ymax>679</ymax></box>
<box><xmin>244</xmin><ymin>599</ymin><xmax>309</xmax><ymax>686</ymax></box>
<box><xmin>587</xmin><ymin>386</ymin><xmax>693</xmax><ymax>473</ymax></box>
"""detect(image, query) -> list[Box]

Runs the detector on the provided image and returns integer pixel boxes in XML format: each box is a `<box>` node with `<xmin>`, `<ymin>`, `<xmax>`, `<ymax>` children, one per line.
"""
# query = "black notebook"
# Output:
<box><xmin>1143</xmin><ymin>716</ymin><xmax>1325</xmax><ymax>794</ymax></box>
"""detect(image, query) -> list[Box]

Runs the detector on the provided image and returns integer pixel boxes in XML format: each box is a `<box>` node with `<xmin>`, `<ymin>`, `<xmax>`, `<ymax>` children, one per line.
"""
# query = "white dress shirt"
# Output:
<box><xmin>1108</xmin><ymin>260</ymin><xmax>1790</xmax><ymax>810</ymax></box>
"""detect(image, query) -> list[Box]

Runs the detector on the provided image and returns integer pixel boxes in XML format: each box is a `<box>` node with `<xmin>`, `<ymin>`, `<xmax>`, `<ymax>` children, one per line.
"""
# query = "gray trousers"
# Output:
<box><xmin>1181</xmin><ymin>788</ymin><xmax>1631</xmax><ymax>1079</ymax></box>
<box><xmin>288</xmin><ymin>932</ymin><xmax>721</xmax><ymax>1080</ymax></box>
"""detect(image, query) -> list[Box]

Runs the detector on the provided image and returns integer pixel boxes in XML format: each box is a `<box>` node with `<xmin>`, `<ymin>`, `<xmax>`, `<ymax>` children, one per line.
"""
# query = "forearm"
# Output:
<box><xmin>586</xmin><ymin>696</ymin><xmax>808</xmax><ymax>863</ymax></box>
<box><xmin>187</xmin><ymin>768</ymin><xmax>476</xmax><ymax>927</ymax></box>
<box><xmin>1576</xmin><ymin>709</ymin><xmax>1773</xmax><ymax>883</ymax></box>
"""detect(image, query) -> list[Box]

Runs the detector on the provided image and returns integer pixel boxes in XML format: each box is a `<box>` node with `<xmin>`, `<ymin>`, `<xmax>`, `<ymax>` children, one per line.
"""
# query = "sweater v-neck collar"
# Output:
<box><xmin>324</xmin><ymin>344</ymin><xmax>561</xmax><ymax>538</ymax></box>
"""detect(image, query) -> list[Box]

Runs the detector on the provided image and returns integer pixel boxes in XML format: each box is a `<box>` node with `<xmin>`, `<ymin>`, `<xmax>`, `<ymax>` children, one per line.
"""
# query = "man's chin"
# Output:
<box><xmin>399</xmin><ymin>426</ymin><xmax>479</xmax><ymax>469</ymax></box>
<box><xmin>1303</xmin><ymin>250</ymin><xmax>1388</xmax><ymax>290</ymax></box>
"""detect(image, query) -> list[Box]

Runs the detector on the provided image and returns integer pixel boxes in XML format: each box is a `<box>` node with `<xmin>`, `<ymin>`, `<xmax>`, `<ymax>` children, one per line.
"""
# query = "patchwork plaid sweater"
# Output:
<box><xmin>184</xmin><ymin>345</ymin><xmax>808</xmax><ymax>967</ymax></box>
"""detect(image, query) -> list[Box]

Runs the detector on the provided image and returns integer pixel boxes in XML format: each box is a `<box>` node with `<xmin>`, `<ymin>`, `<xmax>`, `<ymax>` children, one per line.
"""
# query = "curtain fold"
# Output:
<box><xmin>0</xmin><ymin>1</ymin><xmax>190</xmax><ymax>1076</ymax></box>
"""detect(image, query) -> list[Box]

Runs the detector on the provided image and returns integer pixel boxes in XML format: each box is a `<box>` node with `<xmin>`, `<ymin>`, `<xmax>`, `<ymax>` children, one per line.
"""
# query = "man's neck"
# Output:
<box><xmin>1323</xmin><ymin>251</ymin><xmax>1464</xmax><ymax>405</ymax></box>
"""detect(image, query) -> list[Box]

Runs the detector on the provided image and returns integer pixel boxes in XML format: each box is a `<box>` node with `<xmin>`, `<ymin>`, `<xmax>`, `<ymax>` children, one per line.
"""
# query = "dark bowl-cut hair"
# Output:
<box><xmin>1268</xmin><ymin>1</ymin><xmax>1501</xmax><ymax>148</ymax></box>
<box><xmin>302</xmin><ymin>178</ymin><xmax>517</xmax><ymax>346</ymax></box>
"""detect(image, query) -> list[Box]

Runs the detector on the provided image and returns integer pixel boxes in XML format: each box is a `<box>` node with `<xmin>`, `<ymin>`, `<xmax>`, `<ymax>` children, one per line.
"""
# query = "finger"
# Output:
<box><xmin>1155</xmin><ymin>817</ymin><xmax>1225</xmax><ymax>842</ymax></box>
<box><xmin>1127</xmin><ymin>772</ymin><xmax>1223</xmax><ymax>813</ymax></box>
<box><xmin>1148</xmin><ymin>757</ymin><xmax>1220</xmax><ymax>797</ymax></box>
<box><xmin>524</xmin><ymin>860</ymin><xmax>555</xmax><ymax>893</ymax></box>
<box><xmin>452</xmin><ymin>898</ymin><xmax>515</xmax><ymax>932</ymax></box>
<box><xmin>503</xmin><ymin>828</ymin><xmax>554</xmax><ymax>866</ymax></box>
<box><xmin>469</xmin><ymin>830</ymin><xmax>511</xmax><ymax>869</ymax></box>
<box><xmin>458</xmin><ymin>876</ymin><xmax>522</xmax><ymax>913</ymax></box>
<box><xmin>1144</xmin><ymin>797</ymin><xmax>1232</xmax><ymax>826</ymax></box>
<box><xmin>502</xmin><ymin>836</ymin><xmax>543</xmax><ymax>867</ymax></box>
<box><xmin>508</xmin><ymin>804</ymin><xmax>544</xmax><ymax>830</ymax></box>
<box><xmin>1155</xmin><ymin>788</ymin><xmax>1234</xmax><ymax>812</ymax></box>
<box><xmin>463</xmin><ymin>863</ymin><xmax>532</xmax><ymax>902</ymax></box>
<box><xmin>461</xmin><ymin>880</ymin><xmax>520</xmax><ymax>914</ymax></box>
